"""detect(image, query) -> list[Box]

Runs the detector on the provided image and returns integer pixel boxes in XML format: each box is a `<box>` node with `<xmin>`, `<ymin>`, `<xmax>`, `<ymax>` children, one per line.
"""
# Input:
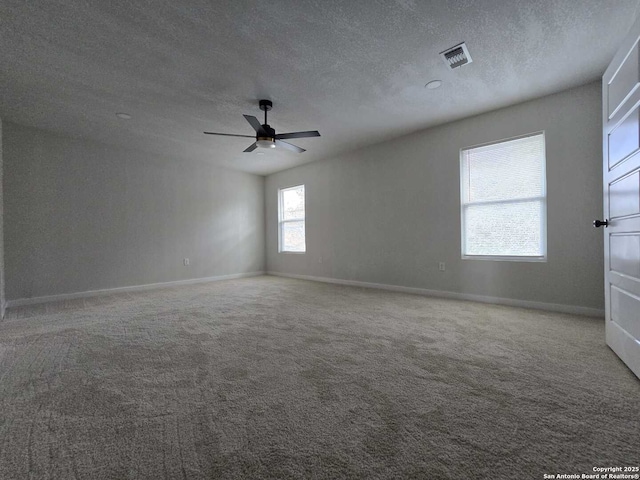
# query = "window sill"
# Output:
<box><xmin>462</xmin><ymin>255</ymin><xmax>547</xmax><ymax>263</ymax></box>
<box><xmin>279</xmin><ymin>251</ymin><xmax>306</xmax><ymax>254</ymax></box>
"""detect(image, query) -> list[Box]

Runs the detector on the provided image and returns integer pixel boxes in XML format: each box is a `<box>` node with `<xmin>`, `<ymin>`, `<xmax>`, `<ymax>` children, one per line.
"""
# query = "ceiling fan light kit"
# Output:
<box><xmin>256</xmin><ymin>137</ymin><xmax>276</xmax><ymax>149</ymax></box>
<box><xmin>204</xmin><ymin>99</ymin><xmax>320</xmax><ymax>154</ymax></box>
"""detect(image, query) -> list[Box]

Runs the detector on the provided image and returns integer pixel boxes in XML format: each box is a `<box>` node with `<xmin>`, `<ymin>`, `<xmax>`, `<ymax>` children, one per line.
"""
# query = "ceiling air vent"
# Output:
<box><xmin>440</xmin><ymin>42</ymin><xmax>472</xmax><ymax>69</ymax></box>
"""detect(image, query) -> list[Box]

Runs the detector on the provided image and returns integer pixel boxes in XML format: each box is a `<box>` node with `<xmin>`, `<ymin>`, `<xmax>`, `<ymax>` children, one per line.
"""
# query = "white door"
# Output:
<box><xmin>602</xmin><ymin>16</ymin><xmax>640</xmax><ymax>379</ymax></box>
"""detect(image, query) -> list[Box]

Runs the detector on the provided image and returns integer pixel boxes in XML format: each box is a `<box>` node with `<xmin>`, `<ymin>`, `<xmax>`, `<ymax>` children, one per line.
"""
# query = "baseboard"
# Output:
<box><xmin>267</xmin><ymin>271</ymin><xmax>605</xmax><ymax>317</ymax></box>
<box><xmin>6</xmin><ymin>271</ymin><xmax>265</xmax><ymax>309</ymax></box>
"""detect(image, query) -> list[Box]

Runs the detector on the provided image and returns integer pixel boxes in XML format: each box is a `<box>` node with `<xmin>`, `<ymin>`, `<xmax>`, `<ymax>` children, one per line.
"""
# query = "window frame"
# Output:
<box><xmin>459</xmin><ymin>131</ymin><xmax>547</xmax><ymax>263</ymax></box>
<box><xmin>278</xmin><ymin>184</ymin><xmax>306</xmax><ymax>254</ymax></box>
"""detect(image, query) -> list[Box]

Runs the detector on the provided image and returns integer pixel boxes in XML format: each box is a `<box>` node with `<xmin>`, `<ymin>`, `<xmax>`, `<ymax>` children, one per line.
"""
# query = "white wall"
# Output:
<box><xmin>4</xmin><ymin>122</ymin><xmax>265</xmax><ymax>301</ymax></box>
<box><xmin>266</xmin><ymin>82</ymin><xmax>604</xmax><ymax>310</ymax></box>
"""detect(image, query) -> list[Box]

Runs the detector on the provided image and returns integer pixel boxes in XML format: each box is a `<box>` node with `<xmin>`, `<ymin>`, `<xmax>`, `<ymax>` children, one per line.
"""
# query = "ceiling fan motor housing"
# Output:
<box><xmin>260</xmin><ymin>124</ymin><xmax>276</xmax><ymax>138</ymax></box>
<box><xmin>256</xmin><ymin>122</ymin><xmax>276</xmax><ymax>148</ymax></box>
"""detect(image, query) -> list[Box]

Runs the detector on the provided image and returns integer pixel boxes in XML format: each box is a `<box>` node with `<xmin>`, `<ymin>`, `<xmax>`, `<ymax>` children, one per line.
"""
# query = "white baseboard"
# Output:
<box><xmin>6</xmin><ymin>271</ymin><xmax>265</xmax><ymax>309</ymax></box>
<box><xmin>267</xmin><ymin>271</ymin><xmax>605</xmax><ymax>318</ymax></box>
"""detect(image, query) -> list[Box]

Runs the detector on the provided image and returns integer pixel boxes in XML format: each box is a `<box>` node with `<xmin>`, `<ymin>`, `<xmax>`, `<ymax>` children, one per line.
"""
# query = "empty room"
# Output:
<box><xmin>1</xmin><ymin>1</ymin><xmax>639</xmax><ymax>479</ymax></box>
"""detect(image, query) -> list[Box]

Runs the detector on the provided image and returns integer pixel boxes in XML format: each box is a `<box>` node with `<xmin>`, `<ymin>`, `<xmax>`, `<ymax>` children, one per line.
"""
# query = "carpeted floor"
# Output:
<box><xmin>0</xmin><ymin>276</ymin><xmax>637</xmax><ymax>479</ymax></box>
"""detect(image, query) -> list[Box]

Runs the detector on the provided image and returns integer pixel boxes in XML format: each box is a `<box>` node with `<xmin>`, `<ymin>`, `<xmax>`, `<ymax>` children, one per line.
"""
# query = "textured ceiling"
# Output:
<box><xmin>1</xmin><ymin>1</ymin><xmax>639</xmax><ymax>175</ymax></box>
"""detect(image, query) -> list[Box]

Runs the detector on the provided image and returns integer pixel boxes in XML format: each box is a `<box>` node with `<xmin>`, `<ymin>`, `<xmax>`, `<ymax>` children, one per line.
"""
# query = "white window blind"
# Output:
<box><xmin>278</xmin><ymin>185</ymin><xmax>306</xmax><ymax>253</ymax></box>
<box><xmin>461</xmin><ymin>133</ymin><xmax>546</xmax><ymax>260</ymax></box>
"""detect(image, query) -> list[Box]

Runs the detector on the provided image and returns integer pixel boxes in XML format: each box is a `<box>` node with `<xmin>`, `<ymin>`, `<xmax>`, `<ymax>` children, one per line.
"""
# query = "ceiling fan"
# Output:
<box><xmin>204</xmin><ymin>99</ymin><xmax>320</xmax><ymax>153</ymax></box>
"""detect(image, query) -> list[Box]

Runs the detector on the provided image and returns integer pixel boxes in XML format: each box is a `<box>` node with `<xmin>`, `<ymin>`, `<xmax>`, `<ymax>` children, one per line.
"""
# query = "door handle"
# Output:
<box><xmin>593</xmin><ymin>219</ymin><xmax>609</xmax><ymax>228</ymax></box>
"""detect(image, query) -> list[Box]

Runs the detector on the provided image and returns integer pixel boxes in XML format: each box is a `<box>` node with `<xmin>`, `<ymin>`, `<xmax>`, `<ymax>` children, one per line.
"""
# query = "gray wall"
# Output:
<box><xmin>0</xmin><ymin>118</ymin><xmax>5</xmax><ymax>315</ymax></box>
<box><xmin>4</xmin><ymin>122</ymin><xmax>265</xmax><ymax>300</ymax></box>
<box><xmin>266</xmin><ymin>82</ymin><xmax>604</xmax><ymax>310</ymax></box>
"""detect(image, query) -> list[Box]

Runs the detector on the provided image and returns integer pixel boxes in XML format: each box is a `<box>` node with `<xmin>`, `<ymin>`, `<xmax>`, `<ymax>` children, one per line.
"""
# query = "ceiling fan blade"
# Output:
<box><xmin>275</xmin><ymin>131</ymin><xmax>321</xmax><ymax>140</ymax></box>
<box><xmin>243</xmin><ymin>142</ymin><xmax>258</xmax><ymax>153</ymax></box>
<box><xmin>275</xmin><ymin>139</ymin><xmax>305</xmax><ymax>153</ymax></box>
<box><xmin>203</xmin><ymin>132</ymin><xmax>255</xmax><ymax>138</ymax></box>
<box><xmin>243</xmin><ymin>115</ymin><xmax>265</xmax><ymax>134</ymax></box>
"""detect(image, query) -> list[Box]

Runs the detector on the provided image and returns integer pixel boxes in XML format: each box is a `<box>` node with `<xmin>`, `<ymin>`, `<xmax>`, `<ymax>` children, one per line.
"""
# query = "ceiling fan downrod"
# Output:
<box><xmin>259</xmin><ymin>99</ymin><xmax>272</xmax><ymax>127</ymax></box>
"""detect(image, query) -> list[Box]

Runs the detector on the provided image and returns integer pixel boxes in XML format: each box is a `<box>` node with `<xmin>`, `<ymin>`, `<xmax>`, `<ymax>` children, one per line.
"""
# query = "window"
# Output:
<box><xmin>278</xmin><ymin>184</ymin><xmax>306</xmax><ymax>253</ymax></box>
<box><xmin>460</xmin><ymin>132</ymin><xmax>546</xmax><ymax>261</ymax></box>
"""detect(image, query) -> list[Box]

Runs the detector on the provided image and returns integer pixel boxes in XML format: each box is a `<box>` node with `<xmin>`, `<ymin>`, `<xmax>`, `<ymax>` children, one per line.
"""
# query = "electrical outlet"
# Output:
<box><xmin>318</xmin><ymin>256</ymin><xmax>323</xmax><ymax>264</ymax></box>
<box><xmin>438</xmin><ymin>262</ymin><xmax>445</xmax><ymax>271</ymax></box>
<box><xmin>183</xmin><ymin>258</ymin><xmax>190</xmax><ymax>266</ymax></box>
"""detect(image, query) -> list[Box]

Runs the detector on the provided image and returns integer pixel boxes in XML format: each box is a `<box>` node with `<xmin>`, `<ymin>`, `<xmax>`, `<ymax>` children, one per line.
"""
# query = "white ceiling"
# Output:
<box><xmin>1</xmin><ymin>1</ymin><xmax>639</xmax><ymax>175</ymax></box>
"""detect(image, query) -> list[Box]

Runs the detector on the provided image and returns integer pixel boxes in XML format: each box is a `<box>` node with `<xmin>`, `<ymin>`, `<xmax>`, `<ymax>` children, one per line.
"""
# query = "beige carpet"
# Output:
<box><xmin>0</xmin><ymin>276</ymin><xmax>637</xmax><ymax>479</ymax></box>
